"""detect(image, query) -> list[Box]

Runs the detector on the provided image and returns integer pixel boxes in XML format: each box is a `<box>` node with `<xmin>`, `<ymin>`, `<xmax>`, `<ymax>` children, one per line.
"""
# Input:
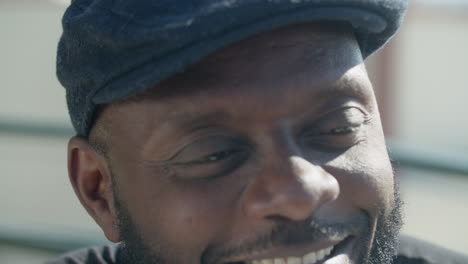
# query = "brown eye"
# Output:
<box><xmin>328</xmin><ymin>126</ymin><xmax>356</xmax><ymax>135</ymax></box>
<box><xmin>201</xmin><ymin>149</ymin><xmax>244</xmax><ymax>163</ymax></box>
<box><xmin>167</xmin><ymin>136</ymin><xmax>251</xmax><ymax>180</ymax></box>
<box><xmin>319</xmin><ymin>107</ymin><xmax>367</xmax><ymax>135</ymax></box>
<box><xmin>302</xmin><ymin>107</ymin><xmax>369</xmax><ymax>150</ymax></box>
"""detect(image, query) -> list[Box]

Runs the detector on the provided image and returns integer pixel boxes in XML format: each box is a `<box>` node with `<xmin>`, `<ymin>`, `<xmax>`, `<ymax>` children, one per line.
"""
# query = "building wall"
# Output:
<box><xmin>390</xmin><ymin>4</ymin><xmax>468</xmax><ymax>254</ymax></box>
<box><xmin>0</xmin><ymin>2</ymin><xmax>104</xmax><ymax>263</ymax></box>
<box><xmin>393</xmin><ymin>6</ymin><xmax>468</xmax><ymax>150</ymax></box>
<box><xmin>0</xmin><ymin>0</ymin><xmax>70</xmax><ymax>123</ymax></box>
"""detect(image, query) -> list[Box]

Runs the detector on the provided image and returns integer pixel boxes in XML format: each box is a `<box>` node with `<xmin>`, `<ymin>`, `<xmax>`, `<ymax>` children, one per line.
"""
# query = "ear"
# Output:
<box><xmin>68</xmin><ymin>136</ymin><xmax>120</xmax><ymax>242</ymax></box>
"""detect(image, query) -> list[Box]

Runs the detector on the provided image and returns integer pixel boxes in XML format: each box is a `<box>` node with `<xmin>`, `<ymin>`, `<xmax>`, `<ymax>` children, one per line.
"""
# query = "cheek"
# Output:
<box><xmin>323</xmin><ymin>139</ymin><xmax>395</xmax><ymax>217</ymax></box>
<box><xmin>118</xmin><ymin>164</ymin><xmax>243</xmax><ymax>257</ymax></box>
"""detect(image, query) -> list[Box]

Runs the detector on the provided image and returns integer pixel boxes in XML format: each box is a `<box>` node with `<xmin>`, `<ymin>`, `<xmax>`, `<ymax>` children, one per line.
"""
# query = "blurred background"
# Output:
<box><xmin>1</xmin><ymin>0</ymin><xmax>467</xmax><ymax>263</ymax></box>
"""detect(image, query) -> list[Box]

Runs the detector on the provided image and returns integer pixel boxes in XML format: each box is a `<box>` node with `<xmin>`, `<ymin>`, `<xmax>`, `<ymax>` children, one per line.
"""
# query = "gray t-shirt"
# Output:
<box><xmin>46</xmin><ymin>235</ymin><xmax>468</xmax><ymax>264</ymax></box>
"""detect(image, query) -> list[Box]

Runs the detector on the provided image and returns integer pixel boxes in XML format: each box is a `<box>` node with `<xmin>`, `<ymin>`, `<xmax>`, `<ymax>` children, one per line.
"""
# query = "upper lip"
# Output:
<box><xmin>221</xmin><ymin>236</ymin><xmax>347</xmax><ymax>263</ymax></box>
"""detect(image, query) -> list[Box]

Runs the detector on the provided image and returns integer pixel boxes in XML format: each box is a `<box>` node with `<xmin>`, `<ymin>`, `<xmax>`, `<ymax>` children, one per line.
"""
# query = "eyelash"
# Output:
<box><xmin>182</xmin><ymin>123</ymin><xmax>366</xmax><ymax>166</ymax></box>
<box><xmin>174</xmin><ymin>148</ymin><xmax>246</xmax><ymax>166</ymax></box>
<box><xmin>327</xmin><ymin>126</ymin><xmax>355</xmax><ymax>135</ymax></box>
<box><xmin>166</xmin><ymin>148</ymin><xmax>251</xmax><ymax>181</ymax></box>
<box><xmin>169</xmin><ymin>111</ymin><xmax>371</xmax><ymax>172</ymax></box>
<box><xmin>187</xmin><ymin>127</ymin><xmax>360</xmax><ymax>166</ymax></box>
<box><xmin>325</xmin><ymin>115</ymin><xmax>372</xmax><ymax>136</ymax></box>
<box><xmin>200</xmin><ymin>149</ymin><xmax>243</xmax><ymax>163</ymax></box>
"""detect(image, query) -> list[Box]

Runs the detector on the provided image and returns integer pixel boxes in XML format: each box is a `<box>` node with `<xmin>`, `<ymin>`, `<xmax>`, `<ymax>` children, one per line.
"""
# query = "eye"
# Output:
<box><xmin>165</xmin><ymin>136</ymin><xmax>251</xmax><ymax>180</ymax></box>
<box><xmin>201</xmin><ymin>149</ymin><xmax>244</xmax><ymax>163</ymax></box>
<box><xmin>327</xmin><ymin>126</ymin><xmax>357</xmax><ymax>135</ymax></box>
<box><xmin>301</xmin><ymin>107</ymin><xmax>370</xmax><ymax>150</ymax></box>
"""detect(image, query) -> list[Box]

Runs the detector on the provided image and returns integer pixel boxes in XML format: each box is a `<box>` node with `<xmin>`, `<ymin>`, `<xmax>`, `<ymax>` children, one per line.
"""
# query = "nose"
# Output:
<box><xmin>242</xmin><ymin>153</ymin><xmax>340</xmax><ymax>221</ymax></box>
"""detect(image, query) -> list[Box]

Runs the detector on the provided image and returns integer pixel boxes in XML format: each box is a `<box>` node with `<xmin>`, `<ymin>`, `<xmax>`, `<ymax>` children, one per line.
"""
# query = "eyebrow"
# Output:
<box><xmin>157</xmin><ymin>70</ymin><xmax>371</xmax><ymax>134</ymax></box>
<box><xmin>313</xmin><ymin>73</ymin><xmax>371</xmax><ymax>109</ymax></box>
<box><xmin>166</xmin><ymin>110</ymin><xmax>233</xmax><ymax>133</ymax></box>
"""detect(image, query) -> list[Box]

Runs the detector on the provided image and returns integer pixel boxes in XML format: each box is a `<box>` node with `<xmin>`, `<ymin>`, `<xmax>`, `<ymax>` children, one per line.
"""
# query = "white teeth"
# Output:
<box><xmin>248</xmin><ymin>245</ymin><xmax>334</xmax><ymax>264</ymax></box>
<box><xmin>316</xmin><ymin>249</ymin><xmax>325</xmax><ymax>260</ymax></box>
<box><xmin>303</xmin><ymin>251</ymin><xmax>317</xmax><ymax>263</ymax></box>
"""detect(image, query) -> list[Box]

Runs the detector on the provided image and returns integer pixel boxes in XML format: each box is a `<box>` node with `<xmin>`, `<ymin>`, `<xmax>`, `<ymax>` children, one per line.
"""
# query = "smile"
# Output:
<box><xmin>247</xmin><ymin>245</ymin><xmax>334</xmax><ymax>264</ymax></box>
<box><xmin>224</xmin><ymin>236</ymin><xmax>354</xmax><ymax>264</ymax></box>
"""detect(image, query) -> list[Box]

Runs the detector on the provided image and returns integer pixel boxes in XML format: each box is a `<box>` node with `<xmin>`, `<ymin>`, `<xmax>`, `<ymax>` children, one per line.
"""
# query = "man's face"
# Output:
<box><xmin>92</xmin><ymin>23</ymin><xmax>401</xmax><ymax>264</ymax></box>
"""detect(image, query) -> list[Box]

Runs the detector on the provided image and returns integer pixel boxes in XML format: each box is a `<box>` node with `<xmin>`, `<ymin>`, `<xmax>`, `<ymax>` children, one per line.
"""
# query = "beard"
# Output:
<box><xmin>113</xmin><ymin>186</ymin><xmax>403</xmax><ymax>264</ymax></box>
<box><xmin>365</xmin><ymin>191</ymin><xmax>403</xmax><ymax>264</ymax></box>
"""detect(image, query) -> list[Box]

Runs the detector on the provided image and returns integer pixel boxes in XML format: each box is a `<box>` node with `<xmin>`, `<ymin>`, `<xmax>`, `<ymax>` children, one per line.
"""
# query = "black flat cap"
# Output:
<box><xmin>57</xmin><ymin>0</ymin><xmax>408</xmax><ymax>136</ymax></box>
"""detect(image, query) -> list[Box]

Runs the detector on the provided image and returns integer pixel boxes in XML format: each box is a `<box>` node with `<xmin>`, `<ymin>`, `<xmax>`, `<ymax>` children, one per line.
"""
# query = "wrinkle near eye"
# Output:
<box><xmin>170</xmin><ymin>135</ymin><xmax>247</xmax><ymax>164</ymax></box>
<box><xmin>163</xmin><ymin>135</ymin><xmax>252</xmax><ymax>180</ymax></box>
<box><xmin>318</xmin><ymin>107</ymin><xmax>368</xmax><ymax>134</ymax></box>
<box><xmin>299</xmin><ymin>106</ymin><xmax>370</xmax><ymax>152</ymax></box>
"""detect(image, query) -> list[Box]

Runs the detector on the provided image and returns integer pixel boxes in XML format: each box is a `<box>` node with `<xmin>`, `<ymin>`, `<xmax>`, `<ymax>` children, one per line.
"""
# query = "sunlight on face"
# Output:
<box><xmin>90</xmin><ymin>22</ymin><xmax>400</xmax><ymax>264</ymax></box>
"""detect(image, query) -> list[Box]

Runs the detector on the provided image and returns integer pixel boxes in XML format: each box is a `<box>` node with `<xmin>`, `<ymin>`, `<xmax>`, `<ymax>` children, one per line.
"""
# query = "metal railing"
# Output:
<box><xmin>0</xmin><ymin>119</ymin><xmax>74</xmax><ymax>138</ymax></box>
<box><xmin>1</xmin><ymin>119</ymin><xmax>468</xmax><ymax>253</ymax></box>
<box><xmin>387</xmin><ymin>139</ymin><xmax>468</xmax><ymax>176</ymax></box>
<box><xmin>0</xmin><ymin>224</ymin><xmax>108</xmax><ymax>253</ymax></box>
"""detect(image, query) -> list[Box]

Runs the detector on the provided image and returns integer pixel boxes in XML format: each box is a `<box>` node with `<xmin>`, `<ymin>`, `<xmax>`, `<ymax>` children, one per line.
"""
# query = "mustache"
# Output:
<box><xmin>201</xmin><ymin>214</ymin><xmax>369</xmax><ymax>264</ymax></box>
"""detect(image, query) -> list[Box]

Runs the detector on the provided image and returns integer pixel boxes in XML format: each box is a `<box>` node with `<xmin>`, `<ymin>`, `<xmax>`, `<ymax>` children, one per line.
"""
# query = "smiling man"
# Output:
<box><xmin>49</xmin><ymin>1</ymin><xmax>467</xmax><ymax>264</ymax></box>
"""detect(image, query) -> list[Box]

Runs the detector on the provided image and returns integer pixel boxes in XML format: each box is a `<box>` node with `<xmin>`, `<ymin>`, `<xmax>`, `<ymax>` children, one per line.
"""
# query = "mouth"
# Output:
<box><xmin>225</xmin><ymin>236</ymin><xmax>354</xmax><ymax>264</ymax></box>
<box><xmin>246</xmin><ymin>244</ymin><xmax>334</xmax><ymax>264</ymax></box>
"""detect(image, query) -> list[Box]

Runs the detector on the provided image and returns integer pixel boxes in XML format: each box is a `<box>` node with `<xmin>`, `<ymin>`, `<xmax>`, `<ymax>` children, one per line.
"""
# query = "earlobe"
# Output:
<box><xmin>68</xmin><ymin>136</ymin><xmax>121</xmax><ymax>242</ymax></box>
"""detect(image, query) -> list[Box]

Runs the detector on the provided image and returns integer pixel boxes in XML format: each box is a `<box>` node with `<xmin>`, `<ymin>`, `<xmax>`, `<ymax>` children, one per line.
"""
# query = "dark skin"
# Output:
<box><xmin>68</xmin><ymin>23</ymin><xmax>398</xmax><ymax>264</ymax></box>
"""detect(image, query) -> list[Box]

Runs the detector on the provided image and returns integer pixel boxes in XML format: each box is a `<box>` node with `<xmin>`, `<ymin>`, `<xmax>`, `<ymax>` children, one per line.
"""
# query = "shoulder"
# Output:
<box><xmin>395</xmin><ymin>235</ymin><xmax>468</xmax><ymax>264</ymax></box>
<box><xmin>45</xmin><ymin>244</ymin><xmax>120</xmax><ymax>264</ymax></box>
